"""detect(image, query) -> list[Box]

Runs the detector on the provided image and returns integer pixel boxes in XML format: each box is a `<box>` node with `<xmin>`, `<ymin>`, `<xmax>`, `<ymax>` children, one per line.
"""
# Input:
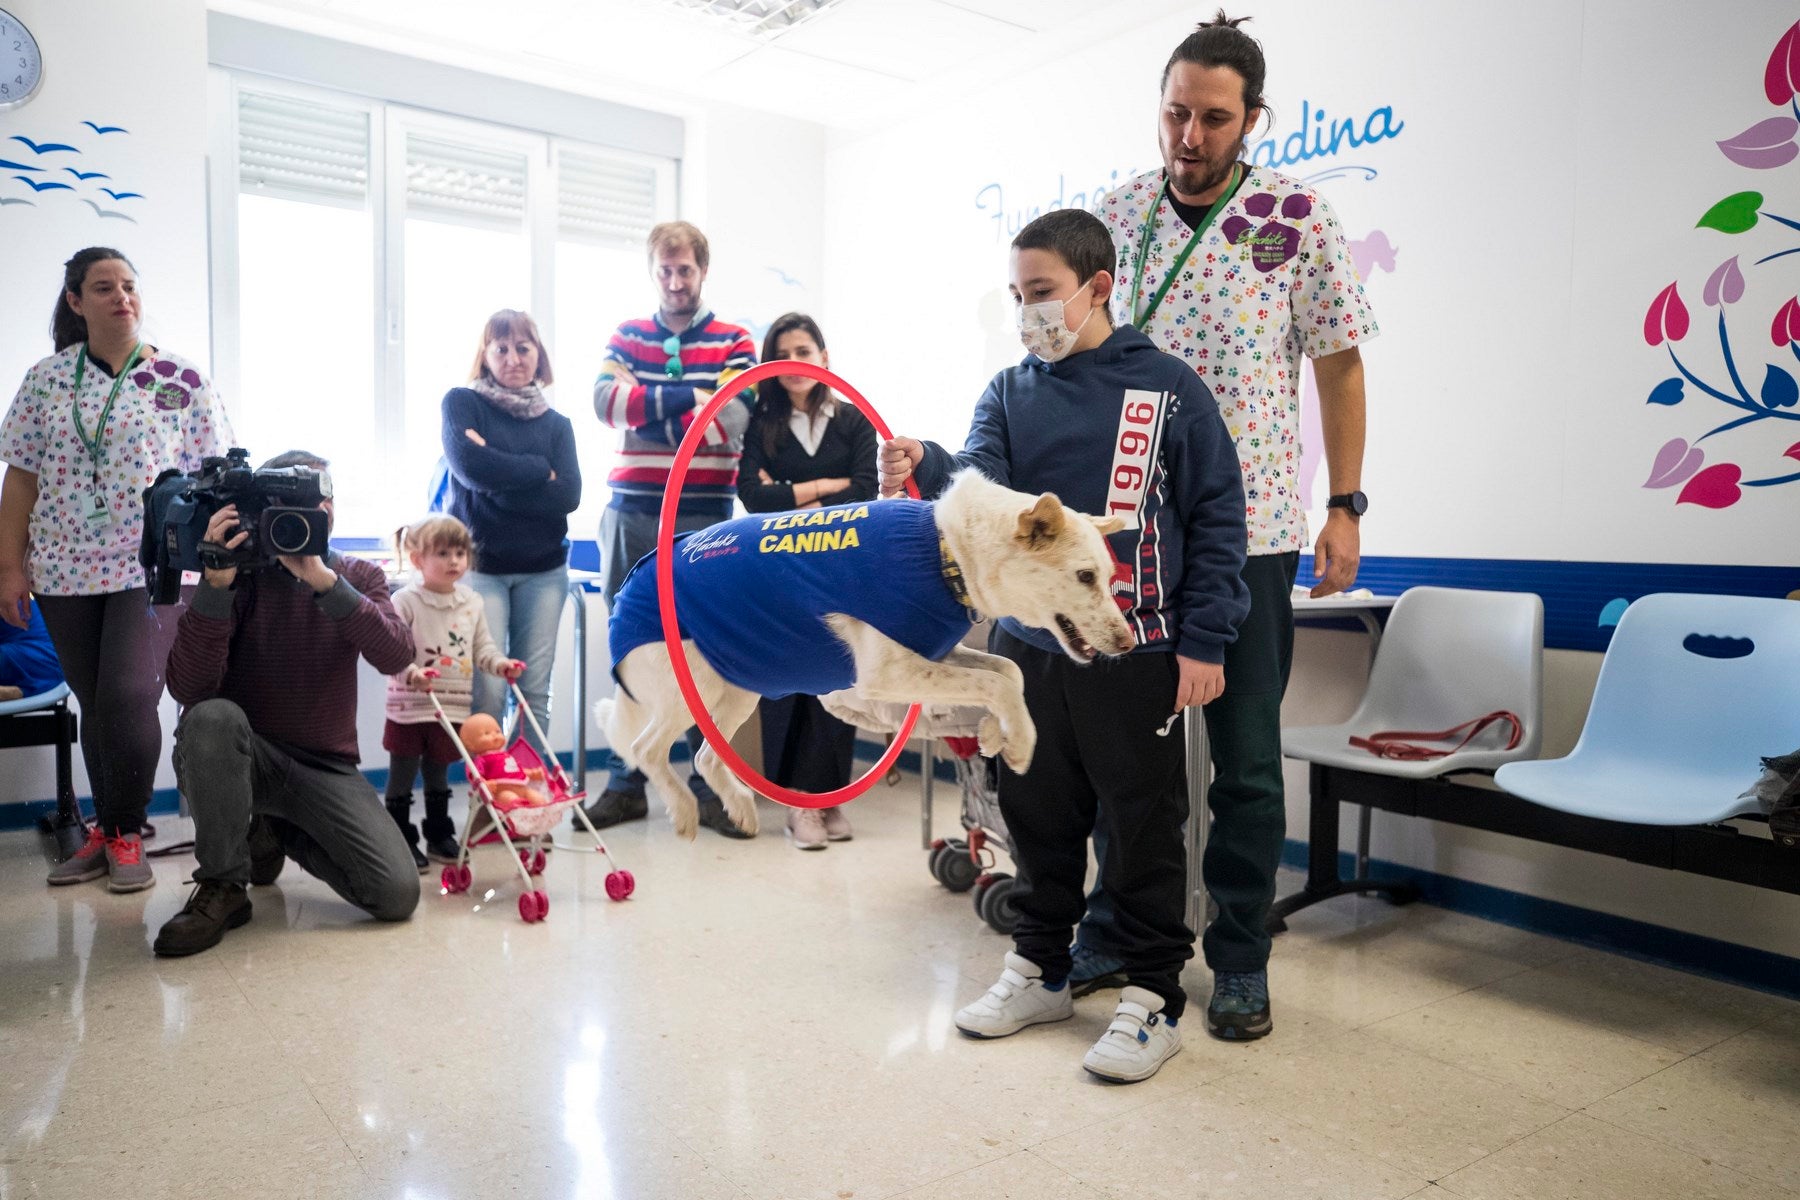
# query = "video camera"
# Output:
<box><xmin>140</xmin><ymin>447</ymin><xmax>333</xmax><ymax>605</ymax></box>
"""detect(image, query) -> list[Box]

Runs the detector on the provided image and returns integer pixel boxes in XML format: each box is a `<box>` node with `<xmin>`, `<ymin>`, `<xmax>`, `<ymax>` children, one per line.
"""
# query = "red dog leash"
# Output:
<box><xmin>1349</xmin><ymin>711</ymin><xmax>1524</xmax><ymax>762</ymax></box>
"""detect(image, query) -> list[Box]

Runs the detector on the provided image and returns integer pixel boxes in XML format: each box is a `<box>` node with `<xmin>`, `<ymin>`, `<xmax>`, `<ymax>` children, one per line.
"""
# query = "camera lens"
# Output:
<box><xmin>266</xmin><ymin>510</ymin><xmax>314</xmax><ymax>555</ymax></box>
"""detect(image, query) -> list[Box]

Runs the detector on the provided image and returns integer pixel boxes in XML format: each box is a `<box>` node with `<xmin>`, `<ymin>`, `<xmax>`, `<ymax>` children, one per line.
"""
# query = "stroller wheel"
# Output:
<box><xmin>440</xmin><ymin>864</ymin><xmax>467</xmax><ymax>894</ymax></box>
<box><xmin>518</xmin><ymin>890</ymin><xmax>548</xmax><ymax>922</ymax></box>
<box><xmin>978</xmin><ymin>873</ymin><xmax>1020</xmax><ymax>934</ymax></box>
<box><xmin>605</xmin><ymin>869</ymin><xmax>636</xmax><ymax>901</ymax></box>
<box><xmin>938</xmin><ymin>841</ymin><xmax>978</xmax><ymax>893</ymax></box>
<box><xmin>456</xmin><ymin>864</ymin><xmax>474</xmax><ymax>892</ymax></box>
<box><xmin>530</xmin><ymin>850</ymin><xmax>548</xmax><ymax>875</ymax></box>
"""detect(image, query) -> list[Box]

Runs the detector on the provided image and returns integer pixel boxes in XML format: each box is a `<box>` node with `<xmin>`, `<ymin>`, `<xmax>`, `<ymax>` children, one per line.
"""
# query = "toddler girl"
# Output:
<box><xmin>385</xmin><ymin>515</ymin><xmax>521</xmax><ymax>869</ymax></box>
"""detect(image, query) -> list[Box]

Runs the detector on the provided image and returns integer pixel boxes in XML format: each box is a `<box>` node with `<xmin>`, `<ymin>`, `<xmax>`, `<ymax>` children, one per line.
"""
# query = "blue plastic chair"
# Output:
<box><xmin>0</xmin><ymin>680</ymin><xmax>70</xmax><ymax>719</ymax></box>
<box><xmin>0</xmin><ymin>683</ymin><xmax>88</xmax><ymax>857</ymax></box>
<box><xmin>1497</xmin><ymin>593</ymin><xmax>1800</xmax><ymax>825</ymax></box>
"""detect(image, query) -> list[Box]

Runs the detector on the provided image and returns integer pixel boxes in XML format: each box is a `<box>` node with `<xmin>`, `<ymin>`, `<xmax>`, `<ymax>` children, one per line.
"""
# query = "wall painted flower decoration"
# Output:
<box><xmin>1639</xmin><ymin>18</ymin><xmax>1800</xmax><ymax>510</ymax></box>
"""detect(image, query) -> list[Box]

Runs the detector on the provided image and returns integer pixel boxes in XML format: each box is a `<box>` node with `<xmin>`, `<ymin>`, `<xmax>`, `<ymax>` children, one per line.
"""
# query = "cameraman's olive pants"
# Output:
<box><xmin>176</xmin><ymin>699</ymin><xmax>418</xmax><ymax>920</ymax></box>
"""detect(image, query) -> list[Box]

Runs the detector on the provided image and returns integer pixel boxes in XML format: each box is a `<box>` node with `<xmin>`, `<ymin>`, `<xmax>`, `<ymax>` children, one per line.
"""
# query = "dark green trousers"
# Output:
<box><xmin>1078</xmin><ymin>551</ymin><xmax>1297</xmax><ymax>974</ymax></box>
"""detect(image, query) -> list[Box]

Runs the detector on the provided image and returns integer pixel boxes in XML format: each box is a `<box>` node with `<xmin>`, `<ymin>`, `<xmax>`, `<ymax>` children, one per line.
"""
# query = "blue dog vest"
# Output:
<box><xmin>608</xmin><ymin>500</ymin><xmax>974</xmax><ymax>699</ymax></box>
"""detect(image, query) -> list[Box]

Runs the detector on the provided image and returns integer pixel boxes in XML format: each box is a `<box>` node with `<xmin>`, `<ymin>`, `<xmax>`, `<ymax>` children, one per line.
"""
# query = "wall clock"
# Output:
<box><xmin>0</xmin><ymin>7</ymin><xmax>43</xmax><ymax>110</ymax></box>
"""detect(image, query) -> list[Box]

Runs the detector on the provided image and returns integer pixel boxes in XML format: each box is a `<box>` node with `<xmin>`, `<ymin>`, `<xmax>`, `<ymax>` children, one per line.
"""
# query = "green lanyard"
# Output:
<box><xmin>70</xmin><ymin>341</ymin><xmax>142</xmax><ymax>476</ymax></box>
<box><xmin>1127</xmin><ymin>163</ymin><xmax>1243</xmax><ymax>332</ymax></box>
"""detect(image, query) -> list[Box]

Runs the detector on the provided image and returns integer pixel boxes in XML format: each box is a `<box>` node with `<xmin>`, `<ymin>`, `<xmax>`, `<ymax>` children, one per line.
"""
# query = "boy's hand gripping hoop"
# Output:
<box><xmin>656</xmin><ymin>360</ymin><xmax>922</xmax><ymax>809</ymax></box>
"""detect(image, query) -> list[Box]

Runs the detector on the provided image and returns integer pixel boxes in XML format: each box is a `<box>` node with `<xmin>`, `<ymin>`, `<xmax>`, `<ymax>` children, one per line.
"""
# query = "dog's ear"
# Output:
<box><xmin>1087</xmin><ymin>513</ymin><xmax>1128</xmax><ymax>536</ymax></box>
<box><xmin>1015</xmin><ymin>493</ymin><xmax>1066</xmax><ymax>549</ymax></box>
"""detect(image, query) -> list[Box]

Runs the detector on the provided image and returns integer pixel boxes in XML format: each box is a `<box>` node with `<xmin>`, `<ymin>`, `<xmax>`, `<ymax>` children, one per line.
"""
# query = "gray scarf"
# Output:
<box><xmin>470</xmin><ymin>376</ymin><xmax>550</xmax><ymax>420</ymax></box>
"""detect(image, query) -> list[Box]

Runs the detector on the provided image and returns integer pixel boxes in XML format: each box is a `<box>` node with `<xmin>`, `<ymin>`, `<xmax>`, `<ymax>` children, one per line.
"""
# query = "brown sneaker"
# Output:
<box><xmin>105</xmin><ymin>833</ymin><xmax>155</xmax><ymax>894</ymax></box>
<box><xmin>787</xmin><ymin>808</ymin><xmax>828</xmax><ymax>850</ymax></box>
<box><xmin>820</xmin><ymin>805</ymin><xmax>853</xmax><ymax>842</ymax></box>
<box><xmin>46</xmin><ymin>826</ymin><xmax>108</xmax><ymax>886</ymax></box>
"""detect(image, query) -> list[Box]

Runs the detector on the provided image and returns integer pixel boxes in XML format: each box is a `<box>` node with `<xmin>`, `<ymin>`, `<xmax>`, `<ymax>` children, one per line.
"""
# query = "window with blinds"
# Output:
<box><xmin>404</xmin><ymin>135</ymin><xmax>529</xmax><ymax>230</ymax></box>
<box><xmin>557</xmin><ymin>148</ymin><xmax>660</xmax><ymax>247</ymax></box>
<box><xmin>236</xmin><ymin>89</ymin><xmax>369</xmax><ymax>207</ymax></box>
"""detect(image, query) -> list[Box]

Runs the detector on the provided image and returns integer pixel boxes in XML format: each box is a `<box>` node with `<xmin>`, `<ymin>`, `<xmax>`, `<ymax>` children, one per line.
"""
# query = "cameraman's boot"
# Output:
<box><xmin>421</xmin><ymin>790</ymin><xmax>461</xmax><ymax>865</ymax></box>
<box><xmin>386</xmin><ymin>795</ymin><xmax>428</xmax><ymax>874</ymax></box>
<box><xmin>154</xmin><ymin>879</ymin><xmax>251</xmax><ymax>957</ymax></box>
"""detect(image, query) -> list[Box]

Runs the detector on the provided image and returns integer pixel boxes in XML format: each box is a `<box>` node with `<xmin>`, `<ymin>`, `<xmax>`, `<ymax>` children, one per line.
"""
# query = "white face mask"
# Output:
<box><xmin>1017</xmin><ymin>278</ymin><xmax>1096</xmax><ymax>362</ymax></box>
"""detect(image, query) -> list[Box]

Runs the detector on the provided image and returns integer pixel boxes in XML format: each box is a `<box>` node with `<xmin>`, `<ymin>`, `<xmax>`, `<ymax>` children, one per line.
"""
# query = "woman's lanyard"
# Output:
<box><xmin>70</xmin><ymin>341</ymin><xmax>143</xmax><ymax>526</ymax></box>
<box><xmin>1127</xmin><ymin>163</ymin><xmax>1243</xmax><ymax>332</ymax></box>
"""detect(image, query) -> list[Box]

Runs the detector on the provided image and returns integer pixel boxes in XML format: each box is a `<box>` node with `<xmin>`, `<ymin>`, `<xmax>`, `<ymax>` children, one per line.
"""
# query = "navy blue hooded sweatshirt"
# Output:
<box><xmin>914</xmin><ymin>324</ymin><xmax>1249</xmax><ymax>663</ymax></box>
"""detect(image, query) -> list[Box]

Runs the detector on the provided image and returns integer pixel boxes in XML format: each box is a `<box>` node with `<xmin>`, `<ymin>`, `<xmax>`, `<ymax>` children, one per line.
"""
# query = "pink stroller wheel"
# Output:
<box><xmin>518</xmin><ymin>890</ymin><xmax>548</xmax><ymax>922</ymax></box>
<box><xmin>605</xmin><ymin>869</ymin><xmax>635</xmax><ymax>901</ymax></box>
<box><xmin>530</xmin><ymin>849</ymin><xmax>547</xmax><ymax>875</ymax></box>
<box><xmin>441</xmin><ymin>864</ymin><xmax>468</xmax><ymax>894</ymax></box>
<box><xmin>456</xmin><ymin>864</ymin><xmax>474</xmax><ymax>891</ymax></box>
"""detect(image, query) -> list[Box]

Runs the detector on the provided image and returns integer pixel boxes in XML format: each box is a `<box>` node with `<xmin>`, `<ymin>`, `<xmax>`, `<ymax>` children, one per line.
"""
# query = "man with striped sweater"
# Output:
<box><xmin>586</xmin><ymin>221</ymin><xmax>759</xmax><ymax>838</ymax></box>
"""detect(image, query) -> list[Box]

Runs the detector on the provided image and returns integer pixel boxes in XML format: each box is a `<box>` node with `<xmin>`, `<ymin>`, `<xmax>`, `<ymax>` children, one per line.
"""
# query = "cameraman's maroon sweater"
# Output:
<box><xmin>166</xmin><ymin>555</ymin><xmax>416</xmax><ymax>763</ymax></box>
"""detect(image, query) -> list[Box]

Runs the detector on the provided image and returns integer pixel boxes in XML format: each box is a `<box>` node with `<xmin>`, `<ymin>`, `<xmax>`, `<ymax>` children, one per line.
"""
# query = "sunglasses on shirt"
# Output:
<box><xmin>662</xmin><ymin>335</ymin><xmax>684</xmax><ymax>380</ymax></box>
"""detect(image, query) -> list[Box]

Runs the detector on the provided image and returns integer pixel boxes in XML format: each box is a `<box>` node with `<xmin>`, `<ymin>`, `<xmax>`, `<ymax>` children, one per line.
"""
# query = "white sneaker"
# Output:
<box><xmin>954</xmin><ymin>952</ymin><xmax>1075</xmax><ymax>1039</ymax></box>
<box><xmin>1082</xmin><ymin>986</ymin><xmax>1182</xmax><ymax>1083</ymax></box>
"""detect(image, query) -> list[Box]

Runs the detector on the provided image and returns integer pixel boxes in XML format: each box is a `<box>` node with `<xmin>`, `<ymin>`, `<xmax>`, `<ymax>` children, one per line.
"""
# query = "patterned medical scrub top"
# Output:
<box><xmin>1099</xmin><ymin>165</ymin><xmax>1379</xmax><ymax>555</ymax></box>
<box><xmin>1</xmin><ymin>345</ymin><xmax>235</xmax><ymax>596</ymax></box>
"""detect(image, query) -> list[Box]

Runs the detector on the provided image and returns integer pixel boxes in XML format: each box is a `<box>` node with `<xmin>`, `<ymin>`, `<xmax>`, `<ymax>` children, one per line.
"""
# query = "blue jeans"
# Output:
<box><xmin>467</xmin><ymin>565</ymin><xmax>568</xmax><ymax>760</ymax></box>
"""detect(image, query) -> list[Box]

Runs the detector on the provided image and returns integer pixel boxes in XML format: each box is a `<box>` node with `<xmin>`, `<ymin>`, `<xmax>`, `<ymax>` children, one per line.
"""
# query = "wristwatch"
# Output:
<box><xmin>1326</xmin><ymin>491</ymin><xmax>1368</xmax><ymax>517</ymax></box>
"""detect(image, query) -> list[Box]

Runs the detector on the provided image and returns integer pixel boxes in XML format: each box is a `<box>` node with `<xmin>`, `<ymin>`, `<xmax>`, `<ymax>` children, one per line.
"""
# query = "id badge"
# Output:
<box><xmin>83</xmin><ymin>491</ymin><xmax>112</xmax><ymax>529</ymax></box>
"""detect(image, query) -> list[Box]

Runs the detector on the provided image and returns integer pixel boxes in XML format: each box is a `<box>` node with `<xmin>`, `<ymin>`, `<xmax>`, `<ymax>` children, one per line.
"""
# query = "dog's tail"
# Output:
<box><xmin>595</xmin><ymin>695</ymin><xmax>638</xmax><ymax>771</ymax></box>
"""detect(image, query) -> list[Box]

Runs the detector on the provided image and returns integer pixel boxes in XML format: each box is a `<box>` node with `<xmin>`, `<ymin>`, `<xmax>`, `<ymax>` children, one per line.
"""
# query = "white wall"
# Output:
<box><xmin>0</xmin><ymin>0</ymin><xmax>212</xmax><ymax>393</ymax></box>
<box><xmin>820</xmin><ymin>0</ymin><xmax>1800</xmax><ymax>570</ymax></box>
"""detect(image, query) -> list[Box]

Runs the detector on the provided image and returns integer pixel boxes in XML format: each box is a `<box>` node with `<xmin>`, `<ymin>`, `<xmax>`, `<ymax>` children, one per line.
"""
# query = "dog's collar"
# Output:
<box><xmin>939</xmin><ymin>537</ymin><xmax>982</xmax><ymax>622</ymax></box>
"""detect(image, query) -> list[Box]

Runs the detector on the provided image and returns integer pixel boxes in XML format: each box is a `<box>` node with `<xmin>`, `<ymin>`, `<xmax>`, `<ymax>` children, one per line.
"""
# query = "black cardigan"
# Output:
<box><xmin>736</xmin><ymin>397</ymin><xmax>879</xmax><ymax>513</ymax></box>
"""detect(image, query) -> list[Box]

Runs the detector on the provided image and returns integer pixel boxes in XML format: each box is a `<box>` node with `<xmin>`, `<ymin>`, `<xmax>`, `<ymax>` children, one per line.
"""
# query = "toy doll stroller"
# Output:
<box><xmin>926</xmin><ymin>735</ymin><xmax>1020</xmax><ymax>935</ymax></box>
<box><xmin>429</xmin><ymin>680</ymin><xmax>635</xmax><ymax>923</ymax></box>
<box><xmin>817</xmin><ymin>691</ymin><xmax>1019</xmax><ymax>935</ymax></box>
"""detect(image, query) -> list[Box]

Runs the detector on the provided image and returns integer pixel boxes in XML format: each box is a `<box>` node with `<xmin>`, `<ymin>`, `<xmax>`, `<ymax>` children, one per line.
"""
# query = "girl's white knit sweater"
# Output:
<box><xmin>386</xmin><ymin>581</ymin><xmax>510</xmax><ymax>725</ymax></box>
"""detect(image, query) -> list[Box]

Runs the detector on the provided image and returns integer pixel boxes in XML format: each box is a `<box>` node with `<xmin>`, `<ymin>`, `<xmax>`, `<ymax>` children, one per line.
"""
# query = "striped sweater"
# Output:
<box><xmin>593</xmin><ymin>308</ymin><xmax>757</xmax><ymax>518</ymax></box>
<box><xmin>167</xmin><ymin>555</ymin><xmax>416</xmax><ymax>764</ymax></box>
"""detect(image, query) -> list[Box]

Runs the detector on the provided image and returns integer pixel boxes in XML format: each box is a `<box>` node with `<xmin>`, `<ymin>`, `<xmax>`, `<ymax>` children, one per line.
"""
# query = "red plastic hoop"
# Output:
<box><xmin>656</xmin><ymin>359</ymin><xmax>922</xmax><ymax>809</ymax></box>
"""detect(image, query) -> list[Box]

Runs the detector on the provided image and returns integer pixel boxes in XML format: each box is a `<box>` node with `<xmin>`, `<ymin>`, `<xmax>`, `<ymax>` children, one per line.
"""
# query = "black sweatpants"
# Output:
<box><xmin>993</xmin><ymin>626</ymin><xmax>1193</xmax><ymax>1020</ymax></box>
<box><xmin>1080</xmin><ymin>552</ymin><xmax>1299</xmax><ymax>974</ymax></box>
<box><xmin>759</xmin><ymin>693</ymin><xmax>856</xmax><ymax>795</ymax></box>
<box><xmin>35</xmin><ymin>588</ymin><xmax>184</xmax><ymax>836</ymax></box>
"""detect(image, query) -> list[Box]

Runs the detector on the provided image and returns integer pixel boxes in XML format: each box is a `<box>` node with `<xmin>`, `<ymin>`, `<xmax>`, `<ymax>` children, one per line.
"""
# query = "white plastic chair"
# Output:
<box><xmin>1497</xmin><ymin>593</ymin><xmax>1800</xmax><ymax>826</ymax></box>
<box><xmin>1271</xmin><ymin>586</ymin><xmax>1544</xmax><ymax>928</ymax></box>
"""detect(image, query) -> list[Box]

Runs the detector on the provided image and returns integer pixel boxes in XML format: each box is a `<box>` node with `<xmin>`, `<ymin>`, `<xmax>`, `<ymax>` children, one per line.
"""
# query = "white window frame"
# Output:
<box><xmin>205</xmin><ymin>66</ymin><xmax>678</xmax><ymax>537</ymax></box>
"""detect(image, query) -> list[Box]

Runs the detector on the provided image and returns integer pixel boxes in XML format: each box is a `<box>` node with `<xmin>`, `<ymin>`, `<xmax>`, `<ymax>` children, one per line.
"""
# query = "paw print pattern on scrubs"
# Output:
<box><xmin>1</xmin><ymin>345</ymin><xmax>236</xmax><ymax>596</ymax></box>
<box><xmin>1101</xmin><ymin>166</ymin><xmax>1379</xmax><ymax>555</ymax></box>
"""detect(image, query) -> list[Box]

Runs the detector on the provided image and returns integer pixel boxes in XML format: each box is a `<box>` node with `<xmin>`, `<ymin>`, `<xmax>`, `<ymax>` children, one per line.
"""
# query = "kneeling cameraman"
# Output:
<box><xmin>154</xmin><ymin>450</ymin><xmax>420</xmax><ymax>957</ymax></box>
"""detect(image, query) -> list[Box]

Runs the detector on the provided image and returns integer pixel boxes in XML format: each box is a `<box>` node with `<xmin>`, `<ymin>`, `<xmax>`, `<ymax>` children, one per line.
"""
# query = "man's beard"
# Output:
<box><xmin>662</xmin><ymin>292</ymin><xmax>700</xmax><ymax>316</ymax></box>
<box><xmin>1166</xmin><ymin>138</ymin><xmax>1246</xmax><ymax>198</ymax></box>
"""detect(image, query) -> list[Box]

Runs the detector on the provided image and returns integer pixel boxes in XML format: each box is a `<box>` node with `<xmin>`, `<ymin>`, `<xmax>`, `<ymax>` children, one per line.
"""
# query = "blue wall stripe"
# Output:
<box><xmin>330</xmin><ymin>537</ymin><xmax>1796</xmax><ymax>654</ymax></box>
<box><xmin>1298</xmin><ymin>553</ymin><xmax>1798</xmax><ymax>653</ymax></box>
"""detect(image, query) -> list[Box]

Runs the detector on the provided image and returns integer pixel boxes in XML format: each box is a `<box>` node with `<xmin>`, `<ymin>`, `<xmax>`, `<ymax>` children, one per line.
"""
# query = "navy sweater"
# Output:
<box><xmin>440</xmin><ymin>388</ymin><xmax>582</xmax><ymax>575</ymax></box>
<box><xmin>915</xmin><ymin>325</ymin><xmax>1249</xmax><ymax>663</ymax></box>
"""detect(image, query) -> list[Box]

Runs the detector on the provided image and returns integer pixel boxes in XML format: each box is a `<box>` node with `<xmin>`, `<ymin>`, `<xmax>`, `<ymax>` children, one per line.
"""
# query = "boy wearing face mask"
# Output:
<box><xmin>881</xmin><ymin>208</ymin><xmax>1249</xmax><ymax>1082</ymax></box>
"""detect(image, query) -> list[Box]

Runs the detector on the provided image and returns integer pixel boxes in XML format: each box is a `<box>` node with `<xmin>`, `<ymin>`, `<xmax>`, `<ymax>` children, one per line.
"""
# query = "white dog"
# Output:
<box><xmin>598</xmin><ymin>471</ymin><xmax>1138</xmax><ymax>840</ymax></box>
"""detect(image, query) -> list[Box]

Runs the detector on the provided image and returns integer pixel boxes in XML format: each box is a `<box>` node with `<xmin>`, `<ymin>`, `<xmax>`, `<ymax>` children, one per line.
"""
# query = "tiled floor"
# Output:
<box><xmin>2</xmin><ymin>780</ymin><xmax>1797</xmax><ymax>1200</ymax></box>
